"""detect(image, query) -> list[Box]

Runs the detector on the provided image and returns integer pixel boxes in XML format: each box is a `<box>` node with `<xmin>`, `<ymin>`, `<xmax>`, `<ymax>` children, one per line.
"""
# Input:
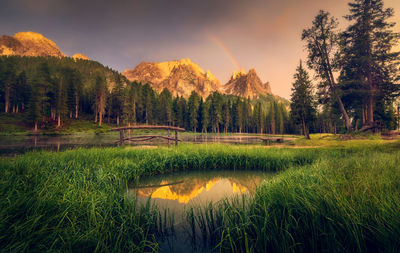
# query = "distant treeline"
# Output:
<box><xmin>0</xmin><ymin>55</ymin><xmax>297</xmax><ymax>134</ymax></box>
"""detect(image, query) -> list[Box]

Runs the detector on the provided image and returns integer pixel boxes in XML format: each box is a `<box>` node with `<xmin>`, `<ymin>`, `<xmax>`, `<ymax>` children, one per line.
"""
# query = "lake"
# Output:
<box><xmin>0</xmin><ymin>133</ymin><xmax>293</xmax><ymax>155</ymax></box>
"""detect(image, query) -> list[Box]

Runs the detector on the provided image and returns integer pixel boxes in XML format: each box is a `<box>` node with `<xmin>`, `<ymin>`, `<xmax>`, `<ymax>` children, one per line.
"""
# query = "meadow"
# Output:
<box><xmin>0</xmin><ymin>139</ymin><xmax>399</xmax><ymax>252</ymax></box>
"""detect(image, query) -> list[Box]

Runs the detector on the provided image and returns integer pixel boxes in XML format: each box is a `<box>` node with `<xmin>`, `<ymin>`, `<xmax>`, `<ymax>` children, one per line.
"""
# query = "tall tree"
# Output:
<box><xmin>341</xmin><ymin>0</ymin><xmax>400</xmax><ymax>127</ymax></box>
<box><xmin>209</xmin><ymin>92</ymin><xmax>222</xmax><ymax>133</ymax></box>
<box><xmin>290</xmin><ymin>61</ymin><xmax>317</xmax><ymax>139</ymax></box>
<box><xmin>123</xmin><ymin>82</ymin><xmax>138</xmax><ymax>125</ymax></box>
<box><xmin>93</xmin><ymin>71</ymin><xmax>107</xmax><ymax>126</ymax></box>
<box><xmin>110</xmin><ymin>78</ymin><xmax>124</xmax><ymax>125</ymax></box>
<box><xmin>67</xmin><ymin>69</ymin><xmax>82</xmax><ymax>119</ymax></box>
<box><xmin>302</xmin><ymin>10</ymin><xmax>352</xmax><ymax>131</ymax></box>
<box><xmin>222</xmin><ymin>100</ymin><xmax>231</xmax><ymax>133</ymax></box>
<box><xmin>197</xmin><ymin>98</ymin><xmax>209</xmax><ymax>133</ymax></box>
<box><xmin>1</xmin><ymin>57</ymin><xmax>16</xmax><ymax>113</ymax></box>
<box><xmin>27</xmin><ymin>76</ymin><xmax>43</xmax><ymax>132</ymax></box>
<box><xmin>159</xmin><ymin>88</ymin><xmax>173</xmax><ymax>125</ymax></box>
<box><xmin>188</xmin><ymin>91</ymin><xmax>201</xmax><ymax>132</ymax></box>
<box><xmin>253</xmin><ymin>102</ymin><xmax>264</xmax><ymax>133</ymax></box>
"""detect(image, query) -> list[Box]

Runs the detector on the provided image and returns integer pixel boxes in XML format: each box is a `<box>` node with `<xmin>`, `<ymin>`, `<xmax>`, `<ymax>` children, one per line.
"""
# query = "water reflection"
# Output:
<box><xmin>130</xmin><ymin>170</ymin><xmax>271</xmax><ymax>252</ymax></box>
<box><xmin>130</xmin><ymin>170</ymin><xmax>269</xmax><ymax>221</ymax></box>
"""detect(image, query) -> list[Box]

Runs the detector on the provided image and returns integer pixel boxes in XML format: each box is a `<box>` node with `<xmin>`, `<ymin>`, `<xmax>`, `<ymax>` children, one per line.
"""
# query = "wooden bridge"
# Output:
<box><xmin>111</xmin><ymin>125</ymin><xmax>185</xmax><ymax>146</ymax></box>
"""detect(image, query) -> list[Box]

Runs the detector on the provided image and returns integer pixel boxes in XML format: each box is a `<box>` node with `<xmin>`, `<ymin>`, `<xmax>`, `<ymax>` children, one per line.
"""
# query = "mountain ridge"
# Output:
<box><xmin>1</xmin><ymin>31</ymin><xmax>279</xmax><ymax>100</ymax></box>
<box><xmin>122</xmin><ymin>58</ymin><xmax>221</xmax><ymax>98</ymax></box>
<box><xmin>0</xmin><ymin>31</ymin><xmax>87</xmax><ymax>60</ymax></box>
<box><xmin>123</xmin><ymin>60</ymin><xmax>275</xmax><ymax>99</ymax></box>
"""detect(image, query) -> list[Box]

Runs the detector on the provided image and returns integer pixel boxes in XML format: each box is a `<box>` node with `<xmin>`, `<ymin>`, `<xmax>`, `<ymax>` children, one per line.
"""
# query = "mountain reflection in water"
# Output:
<box><xmin>130</xmin><ymin>170</ymin><xmax>271</xmax><ymax>252</ymax></box>
<box><xmin>130</xmin><ymin>170</ymin><xmax>270</xmax><ymax>214</ymax></box>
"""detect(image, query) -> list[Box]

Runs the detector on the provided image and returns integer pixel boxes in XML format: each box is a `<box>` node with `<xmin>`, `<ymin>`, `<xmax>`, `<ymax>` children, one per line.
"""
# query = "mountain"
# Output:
<box><xmin>122</xmin><ymin>58</ymin><xmax>221</xmax><ymax>98</ymax></box>
<box><xmin>222</xmin><ymin>69</ymin><xmax>272</xmax><ymax>99</ymax></box>
<box><xmin>0</xmin><ymin>31</ymin><xmax>65</xmax><ymax>57</ymax></box>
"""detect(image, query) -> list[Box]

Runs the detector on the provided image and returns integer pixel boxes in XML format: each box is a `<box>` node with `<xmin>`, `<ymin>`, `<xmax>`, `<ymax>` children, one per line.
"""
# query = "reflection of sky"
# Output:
<box><xmin>1</xmin><ymin>0</ymin><xmax>398</xmax><ymax>99</ymax></box>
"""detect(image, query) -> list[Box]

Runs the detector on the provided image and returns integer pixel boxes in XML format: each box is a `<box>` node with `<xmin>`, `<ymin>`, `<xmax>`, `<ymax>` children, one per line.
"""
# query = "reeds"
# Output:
<box><xmin>185</xmin><ymin>148</ymin><xmax>400</xmax><ymax>252</ymax></box>
<box><xmin>0</xmin><ymin>143</ymin><xmax>399</xmax><ymax>252</ymax></box>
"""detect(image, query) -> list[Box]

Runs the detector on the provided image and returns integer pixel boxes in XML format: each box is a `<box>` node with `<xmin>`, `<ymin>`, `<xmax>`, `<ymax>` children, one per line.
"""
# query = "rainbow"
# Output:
<box><xmin>209</xmin><ymin>34</ymin><xmax>241</xmax><ymax>71</ymax></box>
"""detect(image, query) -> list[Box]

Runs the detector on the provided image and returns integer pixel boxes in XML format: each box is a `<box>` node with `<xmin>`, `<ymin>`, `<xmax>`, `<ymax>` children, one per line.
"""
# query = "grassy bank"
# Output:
<box><xmin>0</xmin><ymin>145</ymin><xmax>315</xmax><ymax>252</ymax></box>
<box><xmin>187</xmin><ymin>144</ymin><xmax>400</xmax><ymax>252</ymax></box>
<box><xmin>0</xmin><ymin>113</ymin><xmax>114</xmax><ymax>135</ymax></box>
<box><xmin>0</xmin><ymin>143</ymin><xmax>399</xmax><ymax>252</ymax></box>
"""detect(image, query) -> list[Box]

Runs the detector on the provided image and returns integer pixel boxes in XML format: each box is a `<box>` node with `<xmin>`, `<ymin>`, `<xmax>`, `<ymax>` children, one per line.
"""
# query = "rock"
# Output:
<box><xmin>0</xmin><ymin>31</ymin><xmax>65</xmax><ymax>57</ymax></box>
<box><xmin>222</xmin><ymin>68</ymin><xmax>272</xmax><ymax>99</ymax></box>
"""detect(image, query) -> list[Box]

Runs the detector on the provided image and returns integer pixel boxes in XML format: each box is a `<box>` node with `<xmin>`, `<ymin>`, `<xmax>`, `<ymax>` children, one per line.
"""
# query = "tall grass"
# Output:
<box><xmin>0</xmin><ymin>144</ymin><xmax>317</xmax><ymax>252</ymax></box>
<box><xmin>1</xmin><ymin>143</ymin><xmax>399</xmax><ymax>252</ymax></box>
<box><xmin>187</xmin><ymin>148</ymin><xmax>400</xmax><ymax>252</ymax></box>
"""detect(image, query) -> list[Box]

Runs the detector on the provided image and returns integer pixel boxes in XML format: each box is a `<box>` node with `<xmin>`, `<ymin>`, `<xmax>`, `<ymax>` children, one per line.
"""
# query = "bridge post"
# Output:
<box><xmin>120</xmin><ymin>130</ymin><xmax>124</xmax><ymax>145</ymax></box>
<box><xmin>168</xmin><ymin>129</ymin><xmax>170</xmax><ymax>147</ymax></box>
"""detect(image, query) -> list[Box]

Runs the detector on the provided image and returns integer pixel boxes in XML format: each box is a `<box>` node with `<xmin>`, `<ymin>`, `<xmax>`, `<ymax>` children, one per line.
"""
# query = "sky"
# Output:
<box><xmin>1</xmin><ymin>0</ymin><xmax>399</xmax><ymax>99</ymax></box>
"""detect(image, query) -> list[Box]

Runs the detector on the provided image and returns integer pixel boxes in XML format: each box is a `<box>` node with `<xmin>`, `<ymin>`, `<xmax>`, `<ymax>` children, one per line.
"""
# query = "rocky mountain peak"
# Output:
<box><xmin>0</xmin><ymin>31</ymin><xmax>64</xmax><ymax>57</ymax></box>
<box><xmin>122</xmin><ymin>59</ymin><xmax>221</xmax><ymax>98</ymax></box>
<box><xmin>230</xmin><ymin>69</ymin><xmax>246</xmax><ymax>80</ymax></box>
<box><xmin>223</xmin><ymin>69</ymin><xmax>272</xmax><ymax>99</ymax></box>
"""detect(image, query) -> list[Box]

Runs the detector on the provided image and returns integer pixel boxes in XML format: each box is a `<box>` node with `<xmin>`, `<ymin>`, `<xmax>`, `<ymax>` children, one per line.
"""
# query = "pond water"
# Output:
<box><xmin>129</xmin><ymin>170</ymin><xmax>271</xmax><ymax>252</ymax></box>
<box><xmin>0</xmin><ymin>133</ymin><xmax>293</xmax><ymax>155</ymax></box>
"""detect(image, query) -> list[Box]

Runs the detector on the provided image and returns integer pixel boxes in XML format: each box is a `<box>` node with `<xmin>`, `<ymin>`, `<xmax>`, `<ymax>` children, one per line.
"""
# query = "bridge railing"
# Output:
<box><xmin>110</xmin><ymin>125</ymin><xmax>185</xmax><ymax>146</ymax></box>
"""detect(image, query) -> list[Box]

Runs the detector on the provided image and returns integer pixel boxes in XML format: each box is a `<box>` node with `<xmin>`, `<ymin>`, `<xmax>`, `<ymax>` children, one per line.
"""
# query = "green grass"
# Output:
<box><xmin>0</xmin><ymin>113</ymin><xmax>31</xmax><ymax>135</ymax></box>
<box><xmin>186</xmin><ymin>144</ymin><xmax>400</xmax><ymax>252</ymax></box>
<box><xmin>0</xmin><ymin>144</ymin><xmax>315</xmax><ymax>252</ymax></box>
<box><xmin>0</xmin><ymin>142</ymin><xmax>399</xmax><ymax>252</ymax></box>
<box><xmin>291</xmin><ymin>133</ymin><xmax>396</xmax><ymax>147</ymax></box>
<box><xmin>0</xmin><ymin>113</ymin><xmax>115</xmax><ymax>135</ymax></box>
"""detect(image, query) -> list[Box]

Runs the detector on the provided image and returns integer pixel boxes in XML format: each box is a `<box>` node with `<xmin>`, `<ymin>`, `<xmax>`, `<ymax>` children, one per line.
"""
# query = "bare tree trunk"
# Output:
<box><xmin>332</xmin><ymin>87</ymin><xmax>351</xmax><ymax>131</ymax></box>
<box><xmin>302</xmin><ymin>117</ymin><xmax>310</xmax><ymax>139</ymax></box>
<box><xmin>34</xmin><ymin>121</ymin><xmax>38</xmax><ymax>132</ymax></box>
<box><xmin>318</xmin><ymin>40</ymin><xmax>352</xmax><ymax>131</ymax></box>
<box><xmin>57</xmin><ymin>114</ymin><xmax>61</xmax><ymax>128</ymax></box>
<box><xmin>116</xmin><ymin>116</ymin><xmax>119</xmax><ymax>126</ymax></box>
<box><xmin>99</xmin><ymin>112</ymin><xmax>103</xmax><ymax>126</ymax></box>
<box><xmin>75</xmin><ymin>94</ymin><xmax>79</xmax><ymax>119</ymax></box>
<box><xmin>75</xmin><ymin>104</ymin><xmax>79</xmax><ymax>119</ymax></box>
<box><xmin>362</xmin><ymin>105</ymin><xmax>366</xmax><ymax>126</ymax></box>
<box><xmin>367</xmin><ymin>72</ymin><xmax>374</xmax><ymax>125</ymax></box>
<box><xmin>4</xmin><ymin>85</ymin><xmax>10</xmax><ymax>113</ymax></box>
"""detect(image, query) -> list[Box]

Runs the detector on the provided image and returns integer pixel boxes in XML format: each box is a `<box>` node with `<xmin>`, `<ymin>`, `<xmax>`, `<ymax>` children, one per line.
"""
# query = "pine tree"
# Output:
<box><xmin>123</xmin><ymin>82</ymin><xmax>137</xmax><ymax>125</ymax></box>
<box><xmin>341</xmin><ymin>0</ymin><xmax>400</xmax><ymax>128</ymax></box>
<box><xmin>110</xmin><ymin>78</ymin><xmax>124</xmax><ymax>125</ymax></box>
<box><xmin>222</xmin><ymin>100</ymin><xmax>231</xmax><ymax>133</ymax></box>
<box><xmin>1</xmin><ymin>57</ymin><xmax>16</xmax><ymax>113</ymax></box>
<box><xmin>159</xmin><ymin>88</ymin><xmax>173</xmax><ymax>125</ymax></box>
<box><xmin>93</xmin><ymin>71</ymin><xmax>107</xmax><ymax>126</ymax></box>
<box><xmin>209</xmin><ymin>92</ymin><xmax>222</xmax><ymax>133</ymax></box>
<box><xmin>302</xmin><ymin>10</ymin><xmax>352</xmax><ymax>131</ymax></box>
<box><xmin>188</xmin><ymin>91</ymin><xmax>201</xmax><ymax>132</ymax></box>
<box><xmin>27</xmin><ymin>76</ymin><xmax>43</xmax><ymax>132</ymax></box>
<box><xmin>197</xmin><ymin>98</ymin><xmax>208</xmax><ymax>133</ymax></box>
<box><xmin>290</xmin><ymin>61</ymin><xmax>317</xmax><ymax>139</ymax></box>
